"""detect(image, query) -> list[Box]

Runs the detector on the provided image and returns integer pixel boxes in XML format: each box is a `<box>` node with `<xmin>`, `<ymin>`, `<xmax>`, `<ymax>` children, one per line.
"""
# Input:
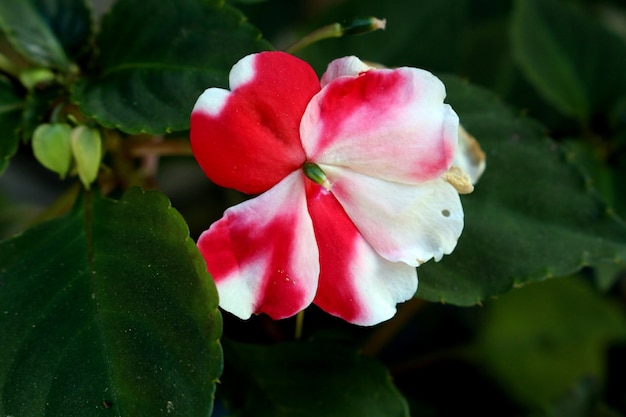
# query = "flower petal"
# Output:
<box><xmin>302</xmin><ymin>62</ymin><xmax>458</xmax><ymax>184</ymax></box>
<box><xmin>323</xmin><ymin>165</ymin><xmax>463</xmax><ymax>266</ymax></box>
<box><xmin>191</xmin><ymin>51</ymin><xmax>320</xmax><ymax>194</ymax></box>
<box><xmin>197</xmin><ymin>171</ymin><xmax>319</xmax><ymax>320</ymax></box>
<box><xmin>306</xmin><ymin>181</ymin><xmax>418</xmax><ymax>326</ymax></box>
<box><xmin>320</xmin><ymin>56</ymin><xmax>373</xmax><ymax>88</ymax></box>
<box><xmin>454</xmin><ymin>125</ymin><xmax>486</xmax><ymax>185</ymax></box>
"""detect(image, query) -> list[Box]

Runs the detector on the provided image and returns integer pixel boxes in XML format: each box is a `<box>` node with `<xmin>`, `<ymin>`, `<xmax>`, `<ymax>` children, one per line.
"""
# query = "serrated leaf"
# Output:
<box><xmin>476</xmin><ymin>277</ymin><xmax>626</xmax><ymax>408</ymax></box>
<box><xmin>0</xmin><ymin>75</ymin><xmax>23</xmax><ymax>174</ymax></box>
<box><xmin>221</xmin><ymin>340</ymin><xmax>409</xmax><ymax>417</ymax></box>
<box><xmin>0</xmin><ymin>188</ymin><xmax>222</xmax><ymax>416</ymax></box>
<box><xmin>71</xmin><ymin>0</ymin><xmax>271</xmax><ymax>135</ymax></box>
<box><xmin>510</xmin><ymin>0</ymin><xmax>626</xmax><ymax>123</ymax></box>
<box><xmin>417</xmin><ymin>76</ymin><xmax>626</xmax><ymax>305</ymax></box>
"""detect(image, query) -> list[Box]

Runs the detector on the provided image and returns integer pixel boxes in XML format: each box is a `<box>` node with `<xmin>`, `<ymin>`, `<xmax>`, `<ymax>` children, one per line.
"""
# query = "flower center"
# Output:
<box><xmin>303</xmin><ymin>162</ymin><xmax>331</xmax><ymax>190</ymax></box>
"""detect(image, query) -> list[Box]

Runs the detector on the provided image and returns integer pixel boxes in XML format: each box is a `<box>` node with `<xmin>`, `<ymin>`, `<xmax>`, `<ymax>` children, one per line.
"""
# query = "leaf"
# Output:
<box><xmin>29</xmin><ymin>0</ymin><xmax>94</xmax><ymax>62</ymax></box>
<box><xmin>221</xmin><ymin>340</ymin><xmax>409</xmax><ymax>417</ymax></box>
<box><xmin>475</xmin><ymin>277</ymin><xmax>626</xmax><ymax>408</ymax></box>
<box><xmin>0</xmin><ymin>188</ymin><xmax>222</xmax><ymax>416</ymax></box>
<box><xmin>510</xmin><ymin>0</ymin><xmax>626</xmax><ymax>123</ymax></box>
<box><xmin>529</xmin><ymin>377</ymin><xmax>619</xmax><ymax>417</ymax></box>
<box><xmin>0</xmin><ymin>1</ymin><xmax>67</xmax><ymax>69</ymax></box>
<box><xmin>0</xmin><ymin>75</ymin><xmax>23</xmax><ymax>174</ymax></box>
<box><xmin>417</xmin><ymin>76</ymin><xmax>626</xmax><ymax>305</ymax></box>
<box><xmin>20</xmin><ymin>82</ymin><xmax>65</xmax><ymax>142</ymax></box>
<box><xmin>71</xmin><ymin>0</ymin><xmax>272</xmax><ymax>135</ymax></box>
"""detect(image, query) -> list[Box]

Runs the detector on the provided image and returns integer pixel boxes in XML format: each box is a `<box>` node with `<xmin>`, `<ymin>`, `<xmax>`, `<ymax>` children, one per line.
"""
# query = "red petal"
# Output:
<box><xmin>191</xmin><ymin>52</ymin><xmax>320</xmax><ymax>194</ymax></box>
<box><xmin>197</xmin><ymin>171</ymin><xmax>319</xmax><ymax>320</ymax></box>
<box><xmin>306</xmin><ymin>180</ymin><xmax>418</xmax><ymax>326</ymax></box>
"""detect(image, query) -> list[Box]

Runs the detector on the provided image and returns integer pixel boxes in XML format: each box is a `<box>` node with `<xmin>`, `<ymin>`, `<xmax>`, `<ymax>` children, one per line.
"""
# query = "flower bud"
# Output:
<box><xmin>70</xmin><ymin>126</ymin><xmax>102</xmax><ymax>189</ymax></box>
<box><xmin>32</xmin><ymin>123</ymin><xmax>72</xmax><ymax>178</ymax></box>
<box><xmin>341</xmin><ymin>17</ymin><xmax>386</xmax><ymax>36</ymax></box>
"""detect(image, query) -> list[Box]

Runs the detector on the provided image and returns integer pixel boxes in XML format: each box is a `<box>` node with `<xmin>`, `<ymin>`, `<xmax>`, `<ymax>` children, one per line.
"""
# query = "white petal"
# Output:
<box><xmin>320</xmin><ymin>56</ymin><xmax>373</xmax><ymax>87</ymax></box>
<box><xmin>323</xmin><ymin>165</ymin><xmax>464</xmax><ymax>266</ymax></box>
<box><xmin>453</xmin><ymin>125</ymin><xmax>486</xmax><ymax>185</ymax></box>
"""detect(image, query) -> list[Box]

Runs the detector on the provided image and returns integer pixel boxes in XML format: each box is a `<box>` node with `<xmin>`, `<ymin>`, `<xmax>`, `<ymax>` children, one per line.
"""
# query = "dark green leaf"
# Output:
<box><xmin>30</xmin><ymin>0</ymin><xmax>94</xmax><ymax>62</ymax></box>
<box><xmin>0</xmin><ymin>188</ymin><xmax>222</xmax><ymax>416</ymax></box>
<box><xmin>530</xmin><ymin>377</ymin><xmax>622</xmax><ymax>417</ymax></box>
<box><xmin>20</xmin><ymin>82</ymin><xmax>65</xmax><ymax>142</ymax></box>
<box><xmin>417</xmin><ymin>76</ymin><xmax>626</xmax><ymax>305</ymax></box>
<box><xmin>510</xmin><ymin>0</ymin><xmax>626</xmax><ymax>123</ymax></box>
<box><xmin>0</xmin><ymin>75</ymin><xmax>24</xmax><ymax>174</ymax></box>
<box><xmin>0</xmin><ymin>0</ymin><xmax>92</xmax><ymax>71</ymax></box>
<box><xmin>221</xmin><ymin>340</ymin><xmax>409</xmax><ymax>417</ymax></box>
<box><xmin>71</xmin><ymin>0</ymin><xmax>271</xmax><ymax>135</ymax></box>
<box><xmin>476</xmin><ymin>277</ymin><xmax>626</xmax><ymax>407</ymax></box>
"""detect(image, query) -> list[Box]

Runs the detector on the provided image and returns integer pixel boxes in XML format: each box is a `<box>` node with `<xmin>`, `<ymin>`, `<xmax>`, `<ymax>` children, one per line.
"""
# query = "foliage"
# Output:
<box><xmin>1</xmin><ymin>0</ymin><xmax>625</xmax><ymax>415</ymax></box>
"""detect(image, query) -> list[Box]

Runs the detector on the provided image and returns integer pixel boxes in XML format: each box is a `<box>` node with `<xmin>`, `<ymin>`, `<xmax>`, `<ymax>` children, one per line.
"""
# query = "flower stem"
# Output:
<box><xmin>285</xmin><ymin>17</ymin><xmax>386</xmax><ymax>54</ymax></box>
<box><xmin>128</xmin><ymin>138</ymin><xmax>192</xmax><ymax>157</ymax></box>
<box><xmin>295</xmin><ymin>310</ymin><xmax>305</xmax><ymax>340</ymax></box>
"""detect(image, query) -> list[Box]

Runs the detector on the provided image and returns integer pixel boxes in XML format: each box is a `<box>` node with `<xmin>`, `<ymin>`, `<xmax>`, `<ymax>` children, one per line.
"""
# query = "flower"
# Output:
<box><xmin>190</xmin><ymin>51</ymin><xmax>481</xmax><ymax>326</ymax></box>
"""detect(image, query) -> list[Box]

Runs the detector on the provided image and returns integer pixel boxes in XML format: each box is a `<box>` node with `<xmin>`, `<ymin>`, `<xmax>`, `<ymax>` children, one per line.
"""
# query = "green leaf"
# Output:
<box><xmin>71</xmin><ymin>0</ymin><xmax>271</xmax><ymax>135</ymax></box>
<box><xmin>0</xmin><ymin>1</ymin><xmax>67</xmax><ymax>69</ymax></box>
<box><xmin>21</xmin><ymin>82</ymin><xmax>65</xmax><ymax>142</ymax></box>
<box><xmin>417</xmin><ymin>76</ymin><xmax>626</xmax><ymax>305</ymax></box>
<box><xmin>0</xmin><ymin>75</ymin><xmax>23</xmax><ymax>174</ymax></box>
<box><xmin>32</xmin><ymin>122</ymin><xmax>73</xmax><ymax>178</ymax></box>
<box><xmin>0</xmin><ymin>0</ymin><xmax>92</xmax><ymax>71</ymax></box>
<box><xmin>0</xmin><ymin>188</ymin><xmax>222</xmax><ymax>416</ymax></box>
<box><xmin>221</xmin><ymin>340</ymin><xmax>409</xmax><ymax>417</ymax></box>
<box><xmin>29</xmin><ymin>0</ymin><xmax>94</xmax><ymax>62</ymax></box>
<box><xmin>510</xmin><ymin>0</ymin><xmax>626</xmax><ymax>123</ymax></box>
<box><xmin>530</xmin><ymin>377</ymin><xmax>621</xmax><ymax>417</ymax></box>
<box><xmin>475</xmin><ymin>276</ymin><xmax>626</xmax><ymax>408</ymax></box>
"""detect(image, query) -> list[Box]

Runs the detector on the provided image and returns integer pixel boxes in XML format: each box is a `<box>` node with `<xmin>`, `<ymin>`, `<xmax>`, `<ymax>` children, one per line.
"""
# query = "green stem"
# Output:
<box><xmin>295</xmin><ymin>310</ymin><xmax>305</xmax><ymax>340</ymax></box>
<box><xmin>285</xmin><ymin>23</ymin><xmax>343</xmax><ymax>54</ymax></box>
<box><xmin>285</xmin><ymin>17</ymin><xmax>386</xmax><ymax>54</ymax></box>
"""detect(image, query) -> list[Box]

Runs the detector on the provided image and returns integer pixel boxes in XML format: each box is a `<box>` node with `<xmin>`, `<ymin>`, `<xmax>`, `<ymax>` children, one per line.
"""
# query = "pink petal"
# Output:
<box><xmin>197</xmin><ymin>171</ymin><xmax>319</xmax><ymax>320</ymax></box>
<box><xmin>306</xmin><ymin>181</ymin><xmax>418</xmax><ymax>326</ymax></box>
<box><xmin>302</xmin><ymin>63</ymin><xmax>458</xmax><ymax>184</ymax></box>
<box><xmin>190</xmin><ymin>51</ymin><xmax>320</xmax><ymax>194</ymax></box>
<box><xmin>323</xmin><ymin>165</ymin><xmax>464</xmax><ymax>267</ymax></box>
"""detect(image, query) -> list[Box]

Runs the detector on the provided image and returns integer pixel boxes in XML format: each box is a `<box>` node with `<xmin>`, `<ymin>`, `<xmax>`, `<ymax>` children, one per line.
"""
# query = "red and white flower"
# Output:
<box><xmin>190</xmin><ymin>51</ymin><xmax>481</xmax><ymax>326</ymax></box>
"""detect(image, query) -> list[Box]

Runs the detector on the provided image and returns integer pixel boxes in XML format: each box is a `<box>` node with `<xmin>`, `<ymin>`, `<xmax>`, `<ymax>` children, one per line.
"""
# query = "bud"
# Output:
<box><xmin>286</xmin><ymin>17</ymin><xmax>386</xmax><ymax>54</ymax></box>
<box><xmin>70</xmin><ymin>126</ymin><xmax>102</xmax><ymax>189</ymax></box>
<box><xmin>32</xmin><ymin>123</ymin><xmax>72</xmax><ymax>178</ymax></box>
<box><xmin>341</xmin><ymin>17</ymin><xmax>387</xmax><ymax>36</ymax></box>
<box><xmin>303</xmin><ymin>162</ymin><xmax>331</xmax><ymax>190</ymax></box>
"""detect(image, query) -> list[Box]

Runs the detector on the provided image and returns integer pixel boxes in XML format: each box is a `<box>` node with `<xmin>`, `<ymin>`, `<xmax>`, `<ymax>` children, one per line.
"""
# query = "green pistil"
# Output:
<box><xmin>303</xmin><ymin>162</ymin><xmax>331</xmax><ymax>190</ymax></box>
